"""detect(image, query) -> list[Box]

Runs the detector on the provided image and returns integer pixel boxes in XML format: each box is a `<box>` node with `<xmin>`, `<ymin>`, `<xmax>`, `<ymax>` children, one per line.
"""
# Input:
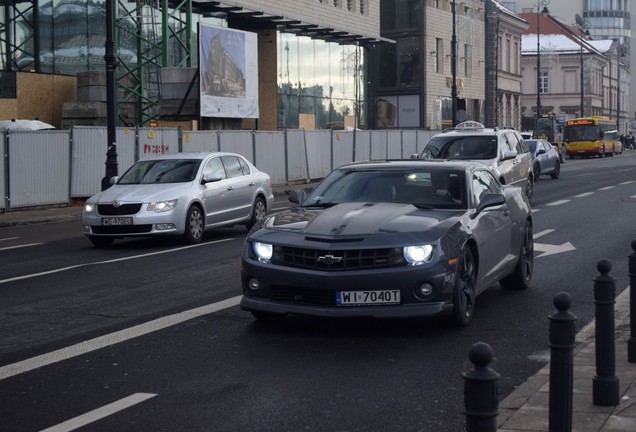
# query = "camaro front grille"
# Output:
<box><xmin>272</xmin><ymin>246</ymin><xmax>405</xmax><ymax>271</ymax></box>
<box><xmin>98</xmin><ymin>204</ymin><xmax>142</xmax><ymax>215</ymax></box>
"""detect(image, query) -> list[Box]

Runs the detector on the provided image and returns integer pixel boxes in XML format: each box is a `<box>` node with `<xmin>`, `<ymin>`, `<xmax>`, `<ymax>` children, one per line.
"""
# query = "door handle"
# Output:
<box><xmin>227</xmin><ymin>186</ymin><xmax>234</xmax><ymax>191</ymax></box>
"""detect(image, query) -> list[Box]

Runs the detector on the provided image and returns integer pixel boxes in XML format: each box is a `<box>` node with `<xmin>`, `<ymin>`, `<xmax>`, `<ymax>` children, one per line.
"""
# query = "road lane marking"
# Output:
<box><xmin>0</xmin><ymin>296</ymin><xmax>241</xmax><ymax>380</ymax></box>
<box><xmin>534</xmin><ymin>241</ymin><xmax>576</xmax><ymax>258</ymax></box>
<box><xmin>533</xmin><ymin>229</ymin><xmax>554</xmax><ymax>239</ymax></box>
<box><xmin>619</xmin><ymin>181</ymin><xmax>635</xmax><ymax>185</ymax></box>
<box><xmin>40</xmin><ymin>393</ymin><xmax>157</xmax><ymax>432</ymax></box>
<box><xmin>0</xmin><ymin>236</ymin><xmax>20</xmax><ymax>242</ymax></box>
<box><xmin>0</xmin><ymin>243</ymin><xmax>43</xmax><ymax>251</ymax></box>
<box><xmin>598</xmin><ymin>186</ymin><xmax>615</xmax><ymax>190</ymax></box>
<box><xmin>574</xmin><ymin>192</ymin><xmax>594</xmax><ymax>198</ymax></box>
<box><xmin>546</xmin><ymin>199</ymin><xmax>570</xmax><ymax>206</ymax></box>
<box><xmin>0</xmin><ymin>238</ymin><xmax>233</xmax><ymax>285</ymax></box>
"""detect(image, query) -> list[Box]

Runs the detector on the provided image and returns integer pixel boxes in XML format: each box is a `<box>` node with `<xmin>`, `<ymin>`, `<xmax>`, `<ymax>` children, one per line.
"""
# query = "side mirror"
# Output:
<box><xmin>537</xmin><ymin>149</ymin><xmax>546</xmax><ymax>155</ymax></box>
<box><xmin>501</xmin><ymin>150</ymin><xmax>517</xmax><ymax>161</ymax></box>
<box><xmin>289</xmin><ymin>189</ymin><xmax>307</xmax><ymax>205</ymax></box>
<box><xmin>472</xmin><ymin>193</ymin><xmax>506</xmax><ymax>218</ymax></box>
<box><xmin>410</xmin><ymin>153</ymin><xmax>419</xmax><ymax>159</ymax></box>
<box><xmin>201</xmin><ymin>173</ymin><xmax>223</xmax><ymax>184</ymax></box>
<box><xmin>110</xmin><ymin>176</ymin><xmax>118</xmax><ymax>185</ymax></box>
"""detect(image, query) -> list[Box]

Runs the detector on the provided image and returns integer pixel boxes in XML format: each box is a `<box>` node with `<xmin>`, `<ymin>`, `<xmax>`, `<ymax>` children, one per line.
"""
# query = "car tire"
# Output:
<box><xmin>183</xmin><ymin>205</ymin><xmax>204</xmax><ymax>244</ymax></box>
<box><xmin>533</xmin><ymin>163</ymin><xmax>540</xmax><ymax>180</ymax></box>
<box><xmin>500</xmin><ymin>220</ymin><xmax>534</xmax><ymax>290</ymax></box>
<box><xmin>525</xmin><ymin>176</ymin><xmax>534</xmax><ymax>202</ymax></box>
<box><xmin>245</xmin><ymin>196</ymin><xmax>266</xmax><ymax>231</ymax></box>
<box><xmin>550</xmin><ymin>161</ymin><xmax>560</xmax><ymax>179</ymax></box>
<box><xmin>560</xmin><ymin>145</ymin><xmax>566</xmax><ymax>163</ymax></box>
<box><xmin>451</xmin><ymin>245</ymin><xmax>476</xmax><ymax>327</ymax></box>
<box><xmin>88</xmin><ymin>236</ymin><xmax>114</xmax><ymax>248</ymax></box>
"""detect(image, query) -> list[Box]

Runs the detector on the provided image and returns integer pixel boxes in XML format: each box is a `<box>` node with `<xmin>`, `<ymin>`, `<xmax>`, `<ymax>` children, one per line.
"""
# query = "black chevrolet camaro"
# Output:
<box><xmin>240</xmin><ymin>160</ymin><xmax>533</xmax><ymax>326</ymax></box>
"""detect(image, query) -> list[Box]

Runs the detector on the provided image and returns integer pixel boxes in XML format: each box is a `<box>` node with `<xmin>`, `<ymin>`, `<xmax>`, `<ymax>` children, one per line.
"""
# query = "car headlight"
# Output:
<box><xmin>403</xmin><ymin>245</ymin><xmax>433</xmax><ymax>265</ymax></box>
<box><xmin>147</xmin><ymin>199</ymin><xmax>178</xmax><ymax>212</ymax></box>
<box><xmin>84</xmin><ymin>202</ymin><xmax>96</xmax><ymax>213</ymax></box>
<box><xmin>253</xmin><ymin>242</ymin><xmax>273</xmax><ymax>262</ymax></box>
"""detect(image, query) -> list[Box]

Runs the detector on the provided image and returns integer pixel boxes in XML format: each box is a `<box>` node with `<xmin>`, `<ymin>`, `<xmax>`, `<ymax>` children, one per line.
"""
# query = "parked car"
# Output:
<box><xmin>240</xmin><ymin>160</ymin><xmax>534</xmax><ymax>327</ymax></box>
<box><xmin>526</xmin><ymin>139</ymin><xmax>561</xmax><ymax>180</ymax></box>
<box><xmin>82</xmin><ymin>152</ymin><xmax>274</xmax><ymax>247</ymax></box>
<box><xmin>414</xmin><ymin>121</ymin><xmax>535</xmax><ymax>201</ymax></box>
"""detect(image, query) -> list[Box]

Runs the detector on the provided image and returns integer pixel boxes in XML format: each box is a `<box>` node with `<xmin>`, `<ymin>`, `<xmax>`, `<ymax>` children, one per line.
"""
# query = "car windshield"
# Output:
<box><xmin>117</xmin><ymin>159</ymin><xmax>202</xmax><ymax>184</ymax></box>
<box><xmin>302</xmin><ymin>168</ymin><xmax>467</xmax><ymax>210</ymax></box>
<box><xmin>420</xmin><ymin>136</ymin><xmax>498</xmax><ymax>160</ymax></box>
<box><xmin>526</xmin><ymin>140</ymin><xmax>537</xmax><ymax>152</ymax></box>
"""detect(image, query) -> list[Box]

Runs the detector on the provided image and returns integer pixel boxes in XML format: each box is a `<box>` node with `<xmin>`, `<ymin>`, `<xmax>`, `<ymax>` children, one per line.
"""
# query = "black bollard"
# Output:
<box><xmin>549</xmin><ymin>292</ymin><xmax>576</xmax><ymax>432</ymax></box>
<box><xmin>463</xmin><ymin>342</ymin><xmax>499</xmax><ymax>432</ymax></box>
<box><xmin>628</xmin><ymin>240</ymin><xmax>636</xmax><ymax>363</ymax></box>
<box><xmin>592</xmin><ymin>259</ymin><xmax>620</xmax><ymax>406</ymax></box>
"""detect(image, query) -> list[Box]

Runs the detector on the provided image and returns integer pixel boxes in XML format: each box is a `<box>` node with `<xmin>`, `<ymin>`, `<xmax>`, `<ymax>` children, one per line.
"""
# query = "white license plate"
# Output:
<box><xmin>101</xmin><ymin>217</ymin><xmax>133</xmax><ymax>226</ymax></box>
<box><xmin>336</xmin><ymin>290</ymin><xmax>400</xmax><ymax>306</ymax></box>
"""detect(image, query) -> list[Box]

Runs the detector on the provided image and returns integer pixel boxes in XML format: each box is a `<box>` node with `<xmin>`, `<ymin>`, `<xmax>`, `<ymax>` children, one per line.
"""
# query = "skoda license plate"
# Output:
<box><xmin>102</xmin><ymin>217</ymin><xmax>132</xmax><ymax>226</ymax></box>
<box><xmin>336</xmin><ymin>290</ymin><xmax>400</xmax><ymax>306</ymax></box>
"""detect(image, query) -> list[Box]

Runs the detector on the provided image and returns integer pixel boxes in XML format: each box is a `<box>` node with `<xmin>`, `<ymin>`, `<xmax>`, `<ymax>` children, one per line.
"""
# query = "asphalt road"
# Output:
<box><xmin>1</xmin><ymin>153</ymin><xmax>636</xmax><ymax>431</ymax></box>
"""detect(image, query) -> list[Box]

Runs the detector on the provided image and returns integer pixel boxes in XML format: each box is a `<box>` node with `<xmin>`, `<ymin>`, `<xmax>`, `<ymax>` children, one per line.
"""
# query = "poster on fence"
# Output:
<box><xmin>199</xmin><ymin>23</ymin><xmax>258</xmax><ymax>119</ymax></box>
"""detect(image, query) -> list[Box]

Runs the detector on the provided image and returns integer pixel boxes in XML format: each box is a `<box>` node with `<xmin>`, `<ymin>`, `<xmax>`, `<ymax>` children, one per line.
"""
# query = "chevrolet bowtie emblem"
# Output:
<box><xmin>317</xmin><ymin>254</ymin><xmax>343</xmax><ymax>264</ymax></box>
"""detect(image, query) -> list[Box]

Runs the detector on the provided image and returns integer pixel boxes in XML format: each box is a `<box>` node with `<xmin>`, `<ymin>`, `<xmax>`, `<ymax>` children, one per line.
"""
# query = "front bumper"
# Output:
<box><xmin>240</xmin><ymin>257</ymin><xmax>457</xmax><ymax>319</ymax></box>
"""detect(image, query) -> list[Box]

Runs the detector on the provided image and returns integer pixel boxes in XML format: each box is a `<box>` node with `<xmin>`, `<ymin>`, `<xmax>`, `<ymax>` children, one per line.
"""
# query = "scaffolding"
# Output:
<box><xmin>0</xmin><ymin>0</ymin><xmax>195</xmax><ymax>126</ymax></box>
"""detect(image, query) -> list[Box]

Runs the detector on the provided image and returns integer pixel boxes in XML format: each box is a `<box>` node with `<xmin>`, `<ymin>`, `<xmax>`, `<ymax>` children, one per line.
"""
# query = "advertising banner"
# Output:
<box><xmin>199</xmin><ymin>23</ymin><xmax>258</xmax><ymax>118</ymax></box>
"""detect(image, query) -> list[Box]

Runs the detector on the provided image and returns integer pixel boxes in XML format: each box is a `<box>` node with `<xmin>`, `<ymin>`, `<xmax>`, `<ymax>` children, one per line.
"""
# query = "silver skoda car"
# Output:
<box><xmin>82</xmin><ymin>152</ymin><xmax>274</xmax><ymax>247</ymax></box>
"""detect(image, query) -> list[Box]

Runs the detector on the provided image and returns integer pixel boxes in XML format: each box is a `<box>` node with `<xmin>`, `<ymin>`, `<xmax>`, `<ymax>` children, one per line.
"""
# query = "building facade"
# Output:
<box><xmin>519</xmin><ymin>12</ymin><xmax>630</xmax><ymax>133</ymax></box>
<box><xmin>485</xmin><ymin>1</ymin><xmax>529</xmax><ymax>130</ymax></box>
<box><xmin>0</xmin><ymin>0</ymin><xmax>385</xmax><ymax>131</ymax></box>
<box><xmin>506</xmin><ymin>0</ymin><xmax>633</xmax><ymax>128</ymax></box>
<box><xmin>373</xmin><ymin>0</ymin><xmax>487</xmax><ymax>129</ymax></box>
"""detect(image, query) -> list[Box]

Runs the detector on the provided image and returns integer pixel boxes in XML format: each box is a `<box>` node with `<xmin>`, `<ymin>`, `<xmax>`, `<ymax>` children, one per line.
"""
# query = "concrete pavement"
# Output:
<box><xmin>1</xmin><ymin>193</ymin><xmax>635</xmax><ymax>431</ymax></box>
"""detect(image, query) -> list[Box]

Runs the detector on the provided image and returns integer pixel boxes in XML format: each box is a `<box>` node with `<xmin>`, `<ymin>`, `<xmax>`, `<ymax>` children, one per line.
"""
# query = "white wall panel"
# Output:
<box><xmin>8</xmin><ymin>131</ymin><xmax>70</xmax><ymax>208</ymax></box>
<box><xmin>182</xmin><ymin>130</ymin><xmax>218</xmax><ymax>152</ymax></box>
<box><xmin>254</xmin><ymin>132</ymin><xmax>286</xmax><ymax>185</ymax></box>
<box><xmin>304</xmin><ymin>130</ymin><xmax>332</xmax><ymax>180</ymax></box>
<box><xmin>219</xmin><ymin>131</ymin><xmax>253</xmax><ymax>161</ymax></box>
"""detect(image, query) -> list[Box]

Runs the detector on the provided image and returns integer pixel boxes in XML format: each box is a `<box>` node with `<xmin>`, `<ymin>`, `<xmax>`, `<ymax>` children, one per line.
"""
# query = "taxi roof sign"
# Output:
<box><xmin>455</xmin><ymin>121</ymin><xmax>485</xmax><ymax>130</ymax></box>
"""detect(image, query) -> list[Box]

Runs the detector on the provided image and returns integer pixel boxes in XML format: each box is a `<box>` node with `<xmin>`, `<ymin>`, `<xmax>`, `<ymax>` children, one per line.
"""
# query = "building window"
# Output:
<box><xmin>513</xmin><ymin>41</ymin><xmax>518</xmax><ymax>74</ymax></box>
<box><xmin>539</xmin><ymin>71</ymin><xmax>549</xmax><ymax>94</ymax></box>
<box><xmin>463</xmin><ymin>44</ymin><xmax>471</xmax><ymax>77</ymax></box>
<box><xmin>399</xmin><ymin>36</ymin><xmax>420</xmax><ymax>87</ymax></box>
<box><xmin>360</xmin><ymin>0</ymin><xmax>366</xmax><ymax>14</ymax></box>
<box><xmin>436</xmin><ymin>38</ymin><xmax>443</xmax><ymax>73</ymax></box>
<box><xmin>506</xmin><ymin>38</ymin><xmax>511</xmax><ymax>72</ymax></box>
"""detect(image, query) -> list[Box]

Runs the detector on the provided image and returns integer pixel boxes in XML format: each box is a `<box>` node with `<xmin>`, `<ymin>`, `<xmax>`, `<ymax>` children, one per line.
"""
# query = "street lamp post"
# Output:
<box><xmin>535</xmin><ymin>0</ymin><xmax>550</xmax><ymax>138</ymax></box>
<box><xmin>575</xmin><ymin>14</ymin><xmax>590</xmax><ymax>118</ymax></box>
<box><xmin>102</xmin><ymin>0</ymin><xmax>118</xmax><ymax>191</ymax></box>
<box><xmin>451</xmin><ymin>1</ymin><xmax>457</xmax><ymax>127</ymax></box>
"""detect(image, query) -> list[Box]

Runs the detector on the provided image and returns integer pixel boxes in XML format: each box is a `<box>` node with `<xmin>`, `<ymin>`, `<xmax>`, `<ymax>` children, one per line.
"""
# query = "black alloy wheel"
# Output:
<box><xmin>451</xmin><ymin>245</ymin><xmax>477</xmax><ymax>327</ymax></box>
<box><xmin>500</xmin><ymin>220</ymin><xmax>534</xmax><ymax>290</ymax></box>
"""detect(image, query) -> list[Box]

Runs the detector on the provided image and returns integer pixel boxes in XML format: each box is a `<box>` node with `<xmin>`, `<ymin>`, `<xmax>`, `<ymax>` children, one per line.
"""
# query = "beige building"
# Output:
<box><xmin>485</xmin><ymin>1</ymin><xmax>529</xmax><ymax>130</ymax></box>
<box><xmin>519</xmin><ymin>12</ymin><xmax>630</xmax><ymax>133</ymax></box>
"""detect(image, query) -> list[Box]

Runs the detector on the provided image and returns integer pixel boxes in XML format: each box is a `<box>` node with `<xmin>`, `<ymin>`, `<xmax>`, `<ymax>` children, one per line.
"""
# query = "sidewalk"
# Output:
<box><xmin>1</xmin><ymin>196</ymin><xmax>635</xmax><ymax>431</ymax></box>
<box><xmin>497</xmin><ymin>287</ymin><xmax>636</xmax><ymax>431</ymax></box>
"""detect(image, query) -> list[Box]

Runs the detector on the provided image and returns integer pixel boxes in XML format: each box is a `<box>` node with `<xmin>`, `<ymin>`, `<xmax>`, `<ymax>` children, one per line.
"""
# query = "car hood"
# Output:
<box><xmin>89</xmin><ymin>183</ymin><xmax>192</xmax><ymax>203</ymax></box>
<box><xmin>263</xmin><ymin>202</ymin><xmax>462</xmax><ymax>237</ymax></box>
